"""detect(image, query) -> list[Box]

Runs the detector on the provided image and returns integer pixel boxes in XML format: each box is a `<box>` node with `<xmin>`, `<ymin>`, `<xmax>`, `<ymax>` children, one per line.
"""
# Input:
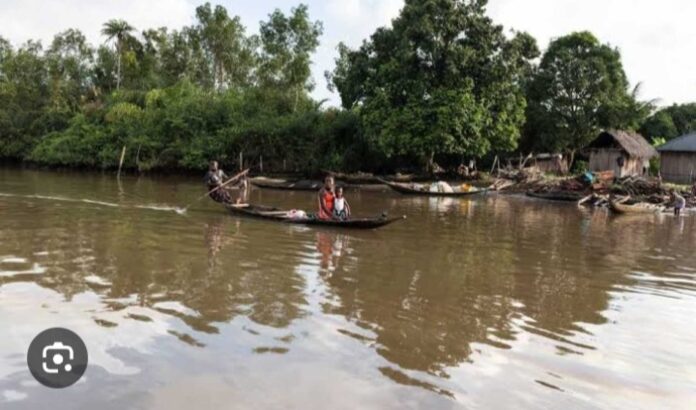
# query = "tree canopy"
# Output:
<box><xmin>0</xmin><ymin>1</ymin><xmax>687</xmax><ymax>175</ymax></box>
<box><xmin>0</xmin><ymin>3</ymin><xmax>358</xmax><ymax>173</ymax></box>
<box><xmin>329</xmin><ymin>0</ymin><xmax>539</xmax><ymax>168</ymax></box>
<box><xmin>523</xmin><ymin>31</ymin><xmax>648</xmax><ymax>158</ymax></box>
<box><xmin>640</xmin><ymin>103</ymin><xmax>696</xmax><ymax>141</ymax></box>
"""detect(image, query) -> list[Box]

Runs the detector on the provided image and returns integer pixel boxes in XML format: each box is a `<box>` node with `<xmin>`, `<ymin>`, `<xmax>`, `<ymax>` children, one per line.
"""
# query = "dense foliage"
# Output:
<box><xmin>639</xmin><ymin>103</ymin><xmax>696</xmax><ymax>142</ymax></box>
<box><xmin>522</xmin><ymin>32</ymin><xmax>651</xmax><ymax>162</ymax></box>
<box><xmin>0</xmin><ymin>3</ymin><xmax>370</xmax><ymax>173</ymax></box>
<box><xmin>329</xmin><ymin>0</ymin><xmax>539</xmax><ymax>169</ymax></box>
<box><xmin>0</xmin><ymin>1</ymin><xmax>688</xmax><ymax>174</ymax></box>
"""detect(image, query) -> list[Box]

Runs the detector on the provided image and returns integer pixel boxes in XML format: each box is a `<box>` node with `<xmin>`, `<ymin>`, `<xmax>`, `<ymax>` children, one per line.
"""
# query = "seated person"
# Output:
<box><xmin>318</xmin><ymin>176</ymin><xmax>335</xmax><ymax>220</ymax></box>
<box><xmin>333</xmin><ymin>187</ymin><xmax>351</xmax><ymax>220</ymax></box>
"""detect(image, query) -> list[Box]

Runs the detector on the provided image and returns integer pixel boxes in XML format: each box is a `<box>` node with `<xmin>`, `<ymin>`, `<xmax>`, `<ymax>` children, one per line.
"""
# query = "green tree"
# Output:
<box><xmin>1</xmin><ymin>3</ymin><xmax>378</xmax><ymax>174</ymax></box>
<box><xmin>46</xmin><ymin>29</ymin><xmax>94</xmax><ymax>111</ymax></box>
<box><xmin>259</xmin><ymin>4</ymin><xmax>323</xmax><ymax>111</ymax></box>
<box><xmin>0</xmin><ymin>40</ymin><xmax>49</xmax><ymax>157</ymax></box>
<box><xmin>640</xmin><ymin>103</ymin><xmax>696</xmax><ymax>141</ymax></box>
<box><xmin>194</xmin><ymin>3</ymin><xmax>256</xmax><ymax>90</ymax></box>
<box><xmin>329</xmin><ymin>0</ymin><xmax>538</xmax><ymax>170</ymax></box>
<box><xmin>524</xmin><ymin>31</ymin><xmax>645</xmax><ymax>165</ymax></box>
<box><xmin>101</xmin><ymin>19</ymin><xmax>135</xmax><ymax>90</ymax></box>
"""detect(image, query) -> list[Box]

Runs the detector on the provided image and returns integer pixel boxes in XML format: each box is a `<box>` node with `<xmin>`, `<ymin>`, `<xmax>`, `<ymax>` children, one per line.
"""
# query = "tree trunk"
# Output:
<box><xmin>115</xmin><ymin>40</ymin><xmax>122</xmax><ymax>90</ymax></box>
<box><xmin>426</xmin><ymin>151</ymin><xmax>435</xmax><ymax>174</ymax></box>
<box><xmin>568</xmin><ymin>150</ymin><xmax>576</xmax><ymax>174</ymax></box>
<box><xmin>135</xmin><ymin>144</ymin><xmax>142</xmax><ymax>172</ymax></box>
<box><xmin>294</xmin><ymin>86</ymin><xmax>300</xmax><ymax>113</ymax></box>
<box><xmin>216</xmin><ymin>61</ymin><xmax>224</xmax><ymax>90</ymax></box>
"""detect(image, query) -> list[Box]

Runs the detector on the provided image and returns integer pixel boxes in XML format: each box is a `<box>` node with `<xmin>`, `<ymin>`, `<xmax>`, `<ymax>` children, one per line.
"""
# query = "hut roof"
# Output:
<box><xmin>587</xmin><ymin>130</ymin><xmax>658</xmax><ymax>159</ymax></box>
<box><xmin>656</xmin><ymin>132</ymin><xmax>696</xmax><ymax>153</ymax></box>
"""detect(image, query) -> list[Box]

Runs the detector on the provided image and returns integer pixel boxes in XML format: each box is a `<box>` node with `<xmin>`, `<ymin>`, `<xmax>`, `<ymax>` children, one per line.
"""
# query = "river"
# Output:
<box><xmin>1</xmin><ymin>167</ymin><xmax>695</xmax><ymax>409</ymax></box>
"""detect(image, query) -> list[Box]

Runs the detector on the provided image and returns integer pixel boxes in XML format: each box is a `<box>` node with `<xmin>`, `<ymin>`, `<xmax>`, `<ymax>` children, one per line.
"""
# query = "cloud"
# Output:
<box><xmin>0</xmin><ymin>0</ymin><xmax>692</xmax><ymax>107</ymax></box>
<box><xmin>313</xmin><ymin>0</ymin><xmax>403</xmax><ymax>103</ymax></box>
<box><xmin>486</xmin><ymin>0</ymin><xmax>696</xmax><ymax>106</ymax></box>
<box><xmin>0</xmin><ymin>0</ymin><xmax>193</xmax><ymax>47</ymax></box>
<box><xmin>323</xmin><ymin>0</ymin><xmax>401</xmax><ymax>43</ymax></box>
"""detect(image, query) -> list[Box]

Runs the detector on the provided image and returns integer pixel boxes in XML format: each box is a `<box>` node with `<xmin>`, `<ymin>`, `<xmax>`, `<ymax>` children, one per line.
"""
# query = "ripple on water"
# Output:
<box><xmin>0</xmin><ymin>257</ymin><xmax>46</xmax><ymax>277</ymax></box>
<box><xmin>2</xmin><ymin>172</ymin><xmax>696</xmax><ymax>409</ymax></box>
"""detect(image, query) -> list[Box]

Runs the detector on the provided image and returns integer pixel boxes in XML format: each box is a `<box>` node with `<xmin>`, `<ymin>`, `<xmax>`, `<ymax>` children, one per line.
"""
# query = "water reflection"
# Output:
<box><xmin>315</xmin><ymin>231</ymin><xmax>351</xmax><ymax>275</ymax></box>
<box><xmin>1</xmin><ymin>168</ymin><xmax>696</xmax><ymax>408</ymax></box>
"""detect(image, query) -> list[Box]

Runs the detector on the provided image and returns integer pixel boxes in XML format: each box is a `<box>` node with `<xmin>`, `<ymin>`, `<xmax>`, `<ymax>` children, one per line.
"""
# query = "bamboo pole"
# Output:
<box><xmin>117</xmin><ymin>145</ymin><xmax>126</xmax><ymax>177</ymax></box>
<box><xmin>180</xmin><ymin>168</ymin><xmax>250</xmax><ymax>212</ymax></box>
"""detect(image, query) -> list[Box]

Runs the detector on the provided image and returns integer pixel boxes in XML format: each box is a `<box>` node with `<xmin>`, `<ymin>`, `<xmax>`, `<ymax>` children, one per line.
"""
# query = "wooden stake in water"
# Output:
<box><xmin>489</xmin><ymin>155</ymin><xmax>498</xmax><ymax>175</ymax></box>
<box><xmin>117</xmin><ymin>145</ymin><xmax>126</xmax><ymax>177</ymax></box>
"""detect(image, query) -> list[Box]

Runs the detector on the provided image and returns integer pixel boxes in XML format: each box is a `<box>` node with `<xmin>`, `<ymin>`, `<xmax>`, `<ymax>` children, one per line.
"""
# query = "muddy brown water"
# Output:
<box><xmin>1</xmin><ymin>167</ymin><xmax>695</xmax><ymax>409</ymax></box>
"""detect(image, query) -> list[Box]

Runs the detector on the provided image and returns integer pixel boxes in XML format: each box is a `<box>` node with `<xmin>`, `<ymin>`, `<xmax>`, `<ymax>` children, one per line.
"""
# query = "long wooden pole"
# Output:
<box><xmin>117</xmin><ymin>145</ymin><xmax>126</xmax><ymax>177</ymax></box>
<box><xmin>181</xmin><ymin>168</ymin><xmax>249</xmax><ymax>212</ymax></box>
<box><xmin>489</xmin><ymin>155</ymin><xmax>498</xmax><ymax>175</ymax></box>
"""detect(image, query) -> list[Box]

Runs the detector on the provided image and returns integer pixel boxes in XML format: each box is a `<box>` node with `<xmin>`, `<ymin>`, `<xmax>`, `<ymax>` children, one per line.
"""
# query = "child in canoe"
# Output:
<box><xmin>333</xmin><ymin>187</ymin><xmax>351</xmax><ymax>220</ymax></box>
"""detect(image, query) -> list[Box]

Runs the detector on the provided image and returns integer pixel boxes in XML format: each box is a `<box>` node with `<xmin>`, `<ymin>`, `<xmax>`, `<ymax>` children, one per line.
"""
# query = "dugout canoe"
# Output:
<box><xmin>526</xmin><ymin>191</ymin><xmax>585</xmax><ymax>202</ymax></box>
<box><xmin>250</xmin><ymin>178</ymin><xmax>387</xmax><ymax>192</ymax></box>
<box><xmin>380</xmin><ymin>180</ymin><xmax>488</xmax><ymax>197</ymax></box>
<box><xmin>225</xmin><ymin>204</ymin><xmax>405</xmax><ymax>229</ymax></box>
<box><xmin>250</xmin><ymin>178</ymin><xmax>323</xmax><ymax>191</ymax></box>
<box><xmin>609</xmin><ymin>199</ymin><xmax>665</xmax><ymax>214</ymax></box>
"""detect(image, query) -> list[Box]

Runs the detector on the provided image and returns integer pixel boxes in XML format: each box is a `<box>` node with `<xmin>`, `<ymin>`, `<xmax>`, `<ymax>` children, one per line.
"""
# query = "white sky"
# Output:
<box><xmin>0</xmin><ymin>0</ymin><xmax>693</xmax><ymax>107</ymax></box>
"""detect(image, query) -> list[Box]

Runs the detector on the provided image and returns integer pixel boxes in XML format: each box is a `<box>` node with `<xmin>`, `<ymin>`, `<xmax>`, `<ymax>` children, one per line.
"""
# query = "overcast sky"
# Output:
<box><xmin>0</xmin><ymin>0</ymin><xmax>693</xmax><ymax>107</ymax></box>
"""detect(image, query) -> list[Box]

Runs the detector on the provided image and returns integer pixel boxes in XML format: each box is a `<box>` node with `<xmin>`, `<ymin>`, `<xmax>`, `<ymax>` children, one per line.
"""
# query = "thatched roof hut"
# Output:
<box><xmin>657</xmin><ymin>132</ymin><xmax>696</xmax><ymax>183</ymax></box>
<box><xmin>586</xmin><ymin>130</ymin><xmax>657</xmax><ymax>178</ymax></box>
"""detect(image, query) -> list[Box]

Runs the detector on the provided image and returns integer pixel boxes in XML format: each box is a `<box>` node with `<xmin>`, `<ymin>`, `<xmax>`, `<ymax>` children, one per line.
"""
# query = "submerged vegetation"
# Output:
<box><xmin>1</xmin><ymin>0</ymin><xmax>695</xmax><ymax>174</ymax></box>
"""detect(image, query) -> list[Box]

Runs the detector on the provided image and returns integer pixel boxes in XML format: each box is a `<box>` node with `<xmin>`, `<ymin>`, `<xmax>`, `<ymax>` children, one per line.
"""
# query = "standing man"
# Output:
<box><xmin>318</xmin><ymin>176</ymin><xmax>336</xmax><ymax>220</ymax></box>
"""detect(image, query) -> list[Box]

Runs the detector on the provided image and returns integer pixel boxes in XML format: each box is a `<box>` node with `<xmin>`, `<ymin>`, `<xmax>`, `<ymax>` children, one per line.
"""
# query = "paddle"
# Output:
<box><xmin>178</xmin><ymin>168</ymin><xmax>249</xmax><ymax>214</ymax></box>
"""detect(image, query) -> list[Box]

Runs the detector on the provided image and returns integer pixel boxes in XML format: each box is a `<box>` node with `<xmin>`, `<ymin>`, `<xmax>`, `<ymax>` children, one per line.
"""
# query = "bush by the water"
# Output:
<box><xmin>3</xmin><ymin>2</ymin><xmax>693</xmax><ymax>174</ymax></box>
<box><xmin>27</xmin><ymin>81</ymin><xmax>372</xmax><ymax>173</ymax></box>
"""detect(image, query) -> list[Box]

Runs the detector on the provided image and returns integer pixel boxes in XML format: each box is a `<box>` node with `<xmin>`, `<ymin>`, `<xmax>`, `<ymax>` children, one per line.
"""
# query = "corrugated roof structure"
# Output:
<box><xmin>587</xmin><ymin>130</ymin><xmax>658</xmax><ymax>159</ymax></box>
<box><xmin>656</xmin><ymin>132</ymin><xmax>696</xmax><ymax>153</ymax></box>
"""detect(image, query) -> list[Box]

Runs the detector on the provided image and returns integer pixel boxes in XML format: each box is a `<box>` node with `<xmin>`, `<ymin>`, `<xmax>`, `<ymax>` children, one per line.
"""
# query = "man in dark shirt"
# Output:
<box><xmin>204</xmin><ymin>161</ymin><xmax>232</xmax><ymax>204</ymax></box>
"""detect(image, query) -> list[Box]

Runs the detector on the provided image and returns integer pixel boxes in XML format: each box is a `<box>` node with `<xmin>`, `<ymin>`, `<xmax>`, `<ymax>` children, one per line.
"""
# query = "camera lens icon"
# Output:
<box><xmin>27</xmin><ymin>328</ymin><xmax>88</xmax><ymax>388</ymax></box>
<box><xmin>42</xmin><ymin>342</ymin><xmax>74</xmax><ymax>374</ymax></box>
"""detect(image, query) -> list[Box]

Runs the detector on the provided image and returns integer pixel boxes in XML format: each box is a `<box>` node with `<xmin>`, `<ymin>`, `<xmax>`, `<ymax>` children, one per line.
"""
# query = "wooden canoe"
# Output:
<box><xmin>380</xmin><ymin>180</ymin><xmax>488</xmax><ymax>197</ymax></box>
<box><xmin>609</xmin><ymin>200</ymin><xmax>664</xmax><ymax>214</ymax></box>
<box><xmin>224</xmin><ymin>204</ymin><xmax>406</xmax><ymax>229</ymax></box>
<box><xmin>323</xmin><ymin>171</ymin><xmax>380</xmax><ymax>184</ymax></box>
<box><xmin>251</xmin><ymin>179</ymin><xmax>323</xmax><ymax>191</ymax></box>
<box><xmin>526</xmin><ymin>191</ymin><xmax>585</xmax><ymax>202</ymax></box>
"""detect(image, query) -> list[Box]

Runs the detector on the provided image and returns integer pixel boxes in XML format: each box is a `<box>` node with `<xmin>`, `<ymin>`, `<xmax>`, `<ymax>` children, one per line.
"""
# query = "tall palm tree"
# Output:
<box><xmin>101</xmin><ymin>19</ymin><xmax>134</xmax><ymax>90</ymax></box>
